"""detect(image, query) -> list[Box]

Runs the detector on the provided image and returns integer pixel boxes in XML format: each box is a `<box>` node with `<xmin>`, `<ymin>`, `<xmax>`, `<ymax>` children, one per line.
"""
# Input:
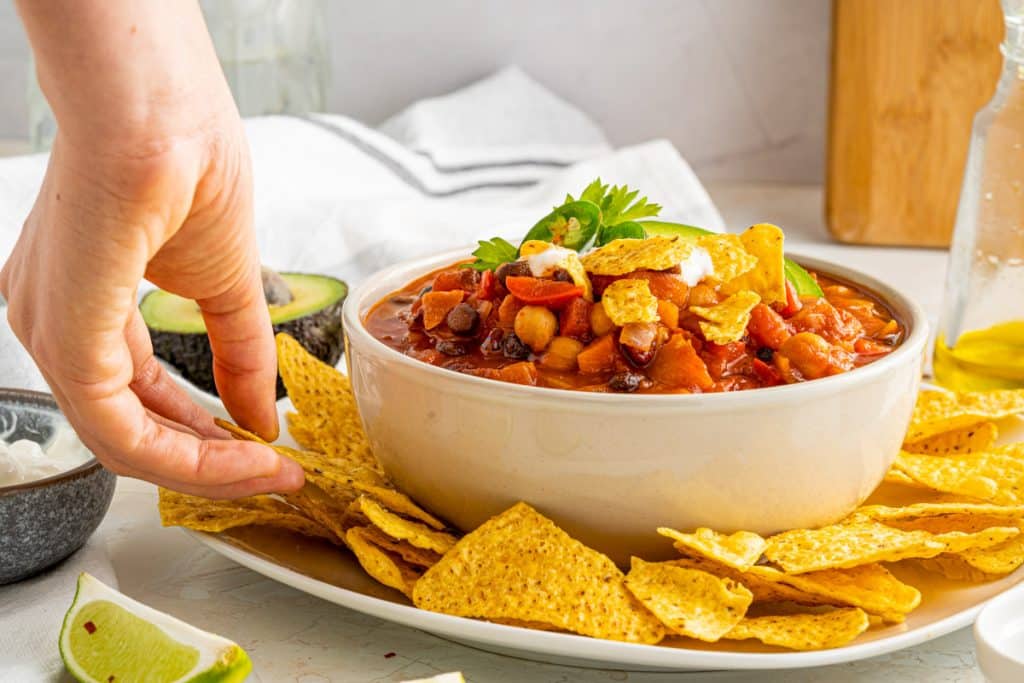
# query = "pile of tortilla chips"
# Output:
<box><xmin>158</xmin><ymin>337</ymin><xmax>1024</xmax><ymax>652</ymax></box>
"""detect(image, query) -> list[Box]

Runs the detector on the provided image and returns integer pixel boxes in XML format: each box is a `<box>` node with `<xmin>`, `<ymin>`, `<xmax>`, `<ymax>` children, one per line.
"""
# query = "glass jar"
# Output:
<box><xmin>26</xmin><ymin>0</ymin><xmax>328</xmax><ymax>152</ymax></box>
<box><xmin>934</xmin><ymin>0</ymin><xmax>1024</xmax><ymax>390</ymax></box>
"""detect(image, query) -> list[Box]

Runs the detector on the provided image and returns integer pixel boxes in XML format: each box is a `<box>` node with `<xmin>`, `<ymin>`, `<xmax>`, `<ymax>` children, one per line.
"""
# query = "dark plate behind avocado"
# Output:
<box><xmin>140</xmin><ymin>272</ymin><xmax>347</xmax><ymax>399</ymax></box>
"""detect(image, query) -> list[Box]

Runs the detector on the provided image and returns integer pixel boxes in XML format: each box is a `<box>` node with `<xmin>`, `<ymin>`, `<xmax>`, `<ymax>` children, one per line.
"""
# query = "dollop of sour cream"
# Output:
<box><xmin>0</xmin><ymin>425</ymin><xmax>92</xmax><ymax>487</ymax></box>
<box><xmin>525</xmin><ymin>244</ymin><xmax>579</xmax><ymax>277</ymax></box>
<box><xmin>679</xmin><ymin>246</ymin><xmax>715</xmax><ymax>287</ymax></box>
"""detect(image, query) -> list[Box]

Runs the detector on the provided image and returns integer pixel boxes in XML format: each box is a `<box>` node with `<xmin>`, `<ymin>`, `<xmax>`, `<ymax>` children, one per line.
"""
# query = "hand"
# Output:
<box><xmin>3</xmin><ymin>0</ymin><xmax>304</xmax><ymax>497</ymax></box>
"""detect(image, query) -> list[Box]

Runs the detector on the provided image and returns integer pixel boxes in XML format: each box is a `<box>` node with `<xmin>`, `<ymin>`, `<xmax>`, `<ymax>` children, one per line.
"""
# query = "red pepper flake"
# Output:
<box><xmin>83</xmin><ymin>621</ymin><xmax>97</xmax><ymax>635</ymax></box>
<box><xmin>383</xmin><ymin>652</ymin><xmax>396</xmax><ymax>659</ymax></box>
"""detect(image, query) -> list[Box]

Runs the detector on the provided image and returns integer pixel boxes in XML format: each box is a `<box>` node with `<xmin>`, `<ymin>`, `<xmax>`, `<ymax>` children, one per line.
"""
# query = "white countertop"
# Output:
<box><xmin>95</xmin><ymin>183</ymin><xmax>979</xmax><ymax>682</ymax></box>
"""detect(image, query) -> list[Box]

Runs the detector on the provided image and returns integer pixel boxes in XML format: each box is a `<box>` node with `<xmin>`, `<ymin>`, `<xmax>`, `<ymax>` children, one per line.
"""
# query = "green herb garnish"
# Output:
<box><xmin>461</xmin><ymin>237</ymin><xmax>519</xmax><ymax>271</ymax></box>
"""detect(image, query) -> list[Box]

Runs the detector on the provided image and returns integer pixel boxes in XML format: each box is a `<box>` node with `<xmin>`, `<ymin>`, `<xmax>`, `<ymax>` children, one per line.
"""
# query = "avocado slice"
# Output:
<box><xmin>639</xmin><ymin>220</ymin><xmax>825</xmax><ymax>297</ymax></box>
<box><xmin>140</xmin><ymin>272</ymin><xmax>347</xmax><ymax>399</ymax></box>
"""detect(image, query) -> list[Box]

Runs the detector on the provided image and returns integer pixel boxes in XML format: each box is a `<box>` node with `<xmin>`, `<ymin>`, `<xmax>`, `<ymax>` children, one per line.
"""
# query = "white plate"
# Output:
<box><xmin>179</xmin><ymin>378</ymin><xmax>1024</xmax><ymax>671</ymax></box>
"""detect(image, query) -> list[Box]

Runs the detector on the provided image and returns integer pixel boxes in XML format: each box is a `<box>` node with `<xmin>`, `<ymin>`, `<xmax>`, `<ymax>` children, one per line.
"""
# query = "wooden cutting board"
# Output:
<box><xmin>826</xmin><ymin>0</ymin><xmax>1004</xmax><ymax>246</ymax></box>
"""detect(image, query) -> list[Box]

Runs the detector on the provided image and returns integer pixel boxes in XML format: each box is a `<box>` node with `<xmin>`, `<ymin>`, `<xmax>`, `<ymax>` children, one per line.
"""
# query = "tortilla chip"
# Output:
<box><xmin>690</xmin><ymin>291</ymin><xmax>761</xmax><ymax>345</ymax></box>
<box><xmin>903</xmin><ymin>421</ymin><xmax>998</xmax><ymax>455</ymax></box>
<box><xmin>883</xmin><ymin>468</ymin><xmax>926</xmax><ymax>487</ymax></box>
<box><xmin>658</xmin><ymin>527</ymin><xmax>766</xmax><ymax>571</ymax></box>
<box><xmin>520</xmin><ymin>240</ymin><xmax>593</xmax><ymax>300</ymax></box>
<box><xmin>600</xmin><ymin>279</ymin><xmax>659</xmax><ymax>326</ymax></box>
<box><xmin>285</xmin><ymin>411</ymin><xmax>321</xmax><ymax>450</ymax></box>
<box><xmin>696</xmin><ymin>234</ymin><xmax>758</xmax><ymax>283</ymax></box>
<box><xmin>918</xmin><ymin>533</ymin><xmax>1024</xmax><ymax>580</ymax></box>
<box><xmin>356</xmin><ymin>496</ymin><xmax>457</xmax><ymax>555</ymax></box>
<box><xmin>892</xmin><ymin>451</ymin><xmax>1024</xmax><ymax>504</ymax></box>
<box><xmin>850</xmin><ymin>502</ymin><xmax>1024</xmax><ymax>527</ymax></box>
<box><xmin>352</xmin><ymin>482</ymin><xmax>447</xmax><ymax>530</ymax></box>
<box><xmin>346</xmin><ymin>526</ymin><xmax>421</xmax><ymax>598</ymax></box>
<box><xmin>581</xmin><ymin>236</ymin><xmax>693</xmax><ymax>276</ymax></box>
<box><xmin>157</xmin><ymin>488</ymin><xmax>338</xmax><ymax>542</ymax></box>
<box><xmin>412</xmin><ymin>502</ymin><xmax>666</xmax><ymax>644</ymax></box>
<box><xmin>624</xmin><ymin>558</ymin><xmax>752</xmax><ymax>642</ymax></box>
<box><xmin>276</xmin><ymin>333</ymin><xmax>382</xmax><ymax>477</ymax></box>
<box><xmin>764</xmin><ymin>522</ymin><xmax>945</xmax><ymax>574</ymax></box>
<box><xmin>905</xmin><ymin>389</ymin><xmax>1024</xmax><ymax>443</ymax></box>
<box><xmin>216</xmin><ymin>417</ymin><xmax>366</xmax><ymax>507</ymax></box>
<box><xmin>281</xmin><ymin>482</ymin><xmax>352</xmax><ymax>542</ymax></box>
<box><xmin>353</xmin><ymin>525</ymin><xmax>444</xmax><ymax>568</ymax></box>
<box><xmin>669</xmin><ymin>557</ymin><xmax>919</xmax><ymax>623</ymax></box>
<box><xmin>719</xmin><ymin>224</ymin><xmax>786</xmax><ymax>304</ymax></box>
<box><xmin>723</xmin><ymin>608</ymin><xmax>870</xmax><ymax>651</ymax></box>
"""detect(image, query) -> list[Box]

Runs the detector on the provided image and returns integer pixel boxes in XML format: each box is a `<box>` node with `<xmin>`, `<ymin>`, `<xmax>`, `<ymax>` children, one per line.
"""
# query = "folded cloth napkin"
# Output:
<box><xmin>379</xmin><ymin>65</ymin><xmax>611</xmax><ymax>170</ymax></box>
<box><xmin>0</xmin><ymin>539</ymin><xmax>117</xmax><ymax>681</ymax></box>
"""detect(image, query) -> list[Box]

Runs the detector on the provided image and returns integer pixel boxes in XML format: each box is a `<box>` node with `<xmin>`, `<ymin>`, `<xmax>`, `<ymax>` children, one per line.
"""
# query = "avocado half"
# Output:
<box><xmin>140</xmin><ymin>272</ymin><xmax>347</xmax><ymax>399</ymax></box>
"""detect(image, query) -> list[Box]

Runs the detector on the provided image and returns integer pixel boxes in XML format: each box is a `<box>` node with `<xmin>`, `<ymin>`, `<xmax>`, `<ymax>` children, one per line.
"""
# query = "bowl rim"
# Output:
<box><xmin>975</xmin><ymin>582</ymin><xmax>1024</xmax><ymax>670</ymax></box>
<box><xmin>343</xmin><ymin>245</ymin><xmax>930</xmax><ymax>408</ymax></box>
<box><xmin>0</xmin><ymin>387</ymin><xmax>102</xmax><ymax>497</ymax></box>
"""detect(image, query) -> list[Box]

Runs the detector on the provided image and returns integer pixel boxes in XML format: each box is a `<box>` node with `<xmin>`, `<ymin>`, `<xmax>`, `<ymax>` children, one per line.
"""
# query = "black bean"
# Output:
<box><xmin>436</xmin><ymin>340</ymin><xmax>468</xmax><ymax>356</ymax></box>
<box><xmin>609</xmin><ymin>372</ymin><xmax>643</xmax><ymax>393</ymax></box>
<box><xmin>622</xmin><ymin>344</ymin><xmax>655</xmax><ymax>368</ymax></box>
<box><xmin>552</xmin><ymin>268</ymin><xmax>573</xmax><ymax>283</ymax></box>
<box><xmin>495</xmin><ymin>260</ymin><xmax>532</xmax><ymax>287</ymax></box>
<box><xmin>756</xmin><ymin>347</ymin><xmax>774</xmax><ymax>362</ymax></box>
<box><xmin>480</xmin><ymin>328</ymin><xmax>505</xmax><ymax>355</ymax></box>
<box><xmin>502</xmin><ymin>332</ymin><xmax>531</xmax><ymax>359</ymax></box>
<box><xmin>446</xmin><ymin>303</ymin><xmax>480</xmax><ymax>335</ymax></box>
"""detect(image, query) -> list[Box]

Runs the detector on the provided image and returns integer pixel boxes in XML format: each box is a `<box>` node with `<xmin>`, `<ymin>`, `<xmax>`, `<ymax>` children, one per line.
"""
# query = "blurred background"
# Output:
<box><xmin>0</xmin><ymin>0</ymin><xmax>829</xmax><ymax>182</ymax></box>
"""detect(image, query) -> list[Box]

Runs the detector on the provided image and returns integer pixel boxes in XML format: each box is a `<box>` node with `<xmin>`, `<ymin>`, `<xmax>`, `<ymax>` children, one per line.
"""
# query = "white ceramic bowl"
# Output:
<box><xmin>975</xmin><ymin>583</ymin><xmax>1024</xmax><ymax>683</ymax></box>
<box><xmin>344</xmin><ymin>249</ymin><xmax>929</xmax><ymax>563</ymax></box>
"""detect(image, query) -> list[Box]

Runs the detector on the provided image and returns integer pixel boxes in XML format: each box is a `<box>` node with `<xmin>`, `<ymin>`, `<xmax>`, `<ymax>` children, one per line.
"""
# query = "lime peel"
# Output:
<box><xmin>60</xmin><ymin>573</ymin><xmax>251</xmax><ymax>683</ymax></box>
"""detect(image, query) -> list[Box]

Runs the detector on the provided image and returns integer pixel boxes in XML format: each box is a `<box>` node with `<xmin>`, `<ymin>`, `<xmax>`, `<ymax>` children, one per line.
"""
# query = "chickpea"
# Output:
<box><xmin>540</xmin><ymin>336</ymin><xmax>585</xmax><ymax>371</ymax></box>
<box><xmin>514</xmin><ymin>305</ymin><xmax>558</xmax><ymax>353</ymax></box>
<box><xmin>590</xmin><ymin>302</ymin><xmax>616</xmax><ymax>337</ymax></box>
<box><xmin>778</xmin><ymin>332</ymin><xmax>853</xmax><ymax>379</ymax></box>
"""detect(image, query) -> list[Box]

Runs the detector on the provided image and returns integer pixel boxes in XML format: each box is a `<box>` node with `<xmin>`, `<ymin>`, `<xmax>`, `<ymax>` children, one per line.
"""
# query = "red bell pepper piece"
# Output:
<box><xmin>559</xmin><ymin>297</ymin><xmax>593</xmax><ymax>340</ymax></box>
<box><xmin>505</xmin><ymin>276</ymin><xmax>583</xmax><ymax>308</ymax></box>
<box><xmin>779</xmin><ymin>280</ymin><xmax>803</xmax><ymax>317</ymax></box>
<box><xmin>752</xmin><ymin>358</ymin><xmax>784</xmax><ymax>386</ymax></box>
<box><xmin>478</xmin><ymin>268</ymin><xmax>497</xmax><ymax>300</ymax></box>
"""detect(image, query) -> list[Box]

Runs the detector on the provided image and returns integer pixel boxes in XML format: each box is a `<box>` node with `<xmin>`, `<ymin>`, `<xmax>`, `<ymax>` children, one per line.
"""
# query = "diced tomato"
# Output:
<box><xmin>629</xmin><ymin>271</ymin><xmax>689</xmax><ymax>308</ymax></box>
<box><xmin>648</xmin><ymin>333</ymin><xmax>714</xmax><ymax>390</ymax></box>
<box><xmin>421</xmin><ymin>290</ymin><xmax>465</xmax><ymax>329</ymax></box>
<box><xmin>577</xmin><ymin>334</ymin><xmax>618</xmax><ymax>374</ymax></box>
<box><xmin>701</xmin><ymin>341</ymin><xmax>749</xmax><ymax>380</ymax></box>
<box><xmin>478</xmin><ymin>269</ymin><xmax>497</xmax><ymax>300</ymax></box>
<box><xmin>752</xmin><ymin>358</ymin><xmax>783</xmax><ymax>386</ymax></box>
<box><xmin>506</xmin><ymin>276</ymin><xmax>584</xmax><ymax>308</ymax></box>
<box><xmin>778</xmin><ymin>332</ymin><xmax>854</xmax><ymax>379</ymax></box>
<box><xmin>779</xmin><ymin>280</ymin><xmax>803</xmax><ymax>317</ymax></box>
<box><xmin>854</xmin><ymin>338</ymin><xmax>895</xmax><ymax>355</ymax></box>
<box><xmin>657</xmin><ymin>299</ymin><xmax>680</xmax><ymax>330</ymax></box>
<box><xmin>789</xmin><ymin>299</ymin><xmax>864</xmax><ymax>344</ymax></box>
<box><xmin>559</xmin><ymin>297</ymin><xmax>593</xmax><ymax>341</ymax></box>
<box><xmin>747</xmin><ymin>304</ymin><xmax>791</xmax><ymax>350</ymax></box>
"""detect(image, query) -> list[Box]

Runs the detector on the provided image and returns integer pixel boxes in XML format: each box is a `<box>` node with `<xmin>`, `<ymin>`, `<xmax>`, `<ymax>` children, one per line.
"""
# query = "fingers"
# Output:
<box><xmin>124</xmin><ymin>310</ymin><xmax>227</xmax><ymax>439</ymax></box>
<box><xmin>196</xmin><ymin>263</ymin><xmax>280</xmax><ymax>442</ymax></box>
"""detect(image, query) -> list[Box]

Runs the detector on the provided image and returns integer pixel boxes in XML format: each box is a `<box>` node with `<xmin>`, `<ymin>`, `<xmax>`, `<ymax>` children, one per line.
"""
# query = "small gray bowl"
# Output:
<box><xmin>0</xmin><ymin>389</ymin><xmax>115</xmax><ymax>584</ymax></box>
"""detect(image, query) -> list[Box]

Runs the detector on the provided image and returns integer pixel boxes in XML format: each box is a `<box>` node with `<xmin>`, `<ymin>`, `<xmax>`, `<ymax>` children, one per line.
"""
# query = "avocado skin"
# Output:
<box><xmin>148</xmin><ymin>299</ymin><xmax>344</xmax><ymax>399</ymax></box>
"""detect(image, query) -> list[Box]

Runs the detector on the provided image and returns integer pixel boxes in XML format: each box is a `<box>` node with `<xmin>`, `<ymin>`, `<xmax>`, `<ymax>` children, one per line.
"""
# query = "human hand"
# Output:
<box><xmin>3</xmin><ymin>0</ymin><xmax>304</xmax><ymax>497</ymax></box>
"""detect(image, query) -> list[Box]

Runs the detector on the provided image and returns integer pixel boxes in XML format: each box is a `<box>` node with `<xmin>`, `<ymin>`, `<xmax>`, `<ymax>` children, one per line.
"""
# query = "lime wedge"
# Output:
<box><xmin>60</xmin><ymin>573</ymin><xmax>251</xmax><ymax>683</ymax></box>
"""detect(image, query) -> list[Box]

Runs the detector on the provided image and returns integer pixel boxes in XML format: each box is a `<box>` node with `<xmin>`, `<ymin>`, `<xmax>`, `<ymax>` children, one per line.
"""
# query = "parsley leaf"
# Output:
<box><xmin>462</xmin><ymin>237</ymin><xmax>518</xmax><ymax>271</ymax></box>
<box><xmin>599</xmin><ymin>184</ymin><xmax>662</xmax><ymax>226</ymax></box>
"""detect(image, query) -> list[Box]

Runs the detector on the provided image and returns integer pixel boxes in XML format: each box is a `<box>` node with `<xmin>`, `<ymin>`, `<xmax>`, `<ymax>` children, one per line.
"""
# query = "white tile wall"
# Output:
<box><xmin>0</xmin><ymin>0</ymin><xmax>830</xmax><ymax>182</ymax></box>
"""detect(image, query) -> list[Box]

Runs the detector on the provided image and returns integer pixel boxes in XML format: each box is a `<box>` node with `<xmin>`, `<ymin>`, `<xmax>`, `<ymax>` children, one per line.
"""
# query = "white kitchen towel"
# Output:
<box><xmin>379</xmin><ymin>65</ymin><xmax>611</xmax><ymax>170</ymax></box>
<box><xmin>0</xmin><ymin>539</ymin><xmax>117</xmax><ymax>681</ymax></box>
